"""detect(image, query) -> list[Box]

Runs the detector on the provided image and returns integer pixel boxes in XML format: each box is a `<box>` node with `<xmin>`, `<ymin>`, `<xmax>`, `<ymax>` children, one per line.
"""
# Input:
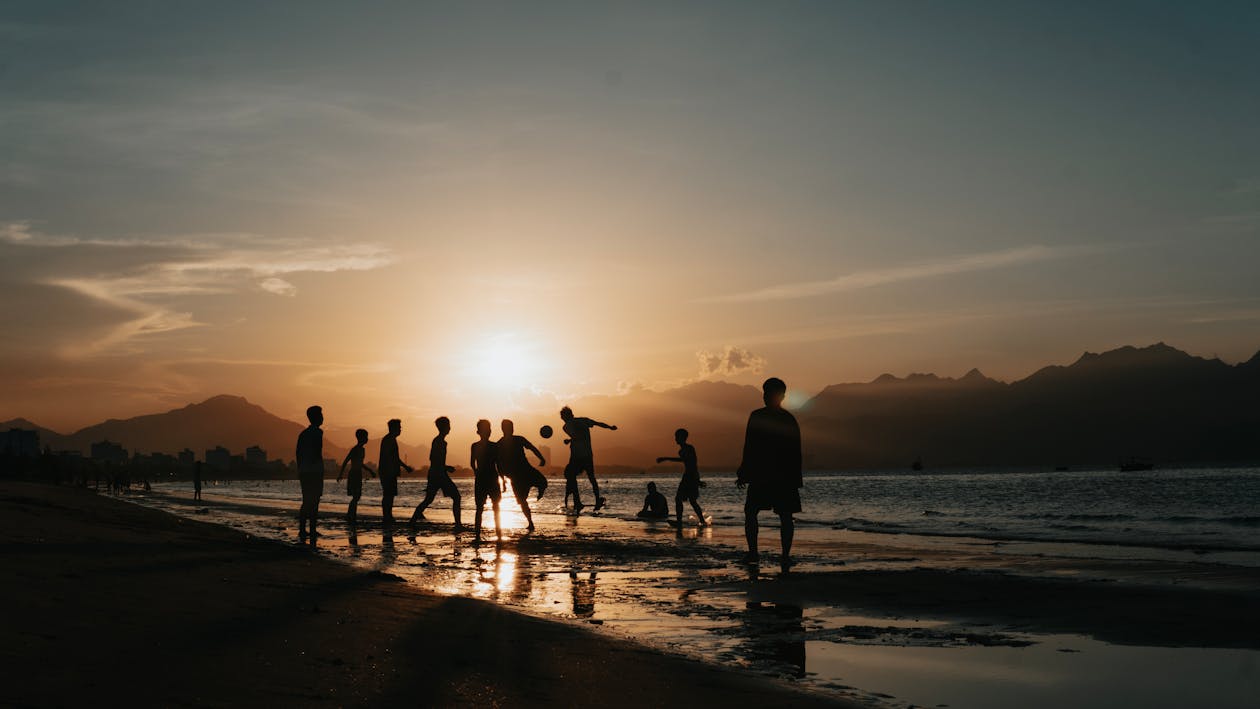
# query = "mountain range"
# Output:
<box><xmin>5</xmin><ymin>343</ymin><xmax>1259</xmax><ymax>470</ymax></box>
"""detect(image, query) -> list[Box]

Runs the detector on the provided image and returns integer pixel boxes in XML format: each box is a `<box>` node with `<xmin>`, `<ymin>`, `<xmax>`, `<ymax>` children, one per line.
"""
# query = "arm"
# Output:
<box><xmin>470</xmin><ymin>444</ymin><xmax>478</xmax><ymax>475</ymax></box>
<box><xmin>337</xmin><ymin>452</ymin><xmax>351</xmax><ymax>482</ymax></box>
<box><xmin>363</xmin><ymin>464</ymin><xmax>376</xmax><ymax>479</ymax></box>
<box><xmin>520</xmin><ymin>438</ymin><xmax>546</xmax><ymax>466</ymax></box>
<box><xmin>790</xmin><ymin>416</ymin><xmax>803</xmax><ymax>488</ymax></box>
<box><xmin>736</xmin><ymin>414</ymin><xmax>755</xmax><ymax>488</ymax></box>
<box><xmin>591</xmin><ymin>419</ymin><xmax>617</xmax><ymax>431</ymax></box>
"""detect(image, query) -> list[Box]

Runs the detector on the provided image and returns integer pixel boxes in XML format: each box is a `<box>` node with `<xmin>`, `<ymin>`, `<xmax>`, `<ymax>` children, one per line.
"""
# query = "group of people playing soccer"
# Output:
<box><xmin>293</xmin><ymin>377</ymin><xmax>803</xmax><ymax>568</ymax></box>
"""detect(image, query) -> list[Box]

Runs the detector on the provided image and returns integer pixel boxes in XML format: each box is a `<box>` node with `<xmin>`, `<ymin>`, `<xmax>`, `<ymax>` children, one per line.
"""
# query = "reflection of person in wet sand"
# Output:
<box><xmin>378</xmin><ymin>418</ymin><xmax>414</xmax><ymax>525</ymax></box>
<box><xmin>570</xmin><ymin>570</ymin><xmax>597</xmax><ymax>618</ymax></box>
<box><xmin>295</xmin><ymin>405</ymin><xmax>325</xmax><ymax>542</ymax></box>
<box><xmin>560</xmin><ymin>406</ymin><xmax>616</xmax><ymax>511</ymax></box>
<box><xmin>657</xmin><ymin>428</ymin><xmax>707</xmax><ymax>528</ymax></box>
<box><xmin>736</xmin><ymin>378</ymin><xmax>802</xmax><ymax>570</ymax></box>
<box><xmin>337</xmin><ymin>428</ymin><xmax>376</xmax><ymax>525</ymax></box>
<box><xmin>497</xmin><ymin>419</ymin><xmax>547</xmax><ymax>532</ymax></box>
<box><xmin>742</xmin><ymin>602</ymin><xmax>806</xmax><ymax>678</ymax></box>
<box><xmin>470</xmin><ymin>419</ymin><xmax>504</xmax><ymax>542</ymax></box>
<box><xmin>636</xmin><ymin>482</ymin><xmax>670</xmax><ymax>519</ymax></box>
<box><xmin>410</xmin><ymin>417</ymin><xmax>463</xmax><ymax>532</ymax></box>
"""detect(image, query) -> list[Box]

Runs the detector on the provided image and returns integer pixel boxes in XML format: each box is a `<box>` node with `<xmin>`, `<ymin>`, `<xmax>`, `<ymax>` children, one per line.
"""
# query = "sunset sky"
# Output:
<box><xmin>3</xmin><ymin>2</ymin><xmax>1259</xmax><ymax>432</ymax></box>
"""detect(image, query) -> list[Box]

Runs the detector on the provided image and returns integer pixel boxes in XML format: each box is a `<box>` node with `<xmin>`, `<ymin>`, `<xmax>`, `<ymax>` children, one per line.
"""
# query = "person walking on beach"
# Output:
<box><xmin>560</xmin><ymin>406</ymin><xmax>616</xmax><ymax>511</ymax></box>
<box><xmin>736</xmin><ymin>378</ymin><xmax>802</xmax><ymax>570</ymax></box>
<box><xmin>636</xmin><ymin>482</ymin><xmax>670</xmax><ymax>519</ymax></box>
<box><xmin>657</xmin><ymin>428</ymin><xmax>708</xmax><ymax>528</ymax></box>
<box><xmin>378</xmin><ymin>418</ymin><xmax>414</xmax><ymax>525</ymax></box>
<box><xmin>192</xmin><ymin>461</ymin><xmax>203</xmax><ymax>501</ymax></box>
<box><xmin>337</xmin><ymin>428</ymin><xmax>376</xmax><ymax>525</ymax></box>
<box><xmin>497</xmin><ymin>419</ymin><xmax>547</xmax><ymax>532</ymax></box>
<box><xmin>471</xmin><ymin>419</ymin><xmax>504</xmax><ymax>542</ymax></box>
<box><xmin>410</xmin><ymin>416</ymin><xmax>463</xmax><ymax>532</ymax></box>
<box><xmin>295</xmin><ymin>405</ymin><xmax>325</xmax><ymax>542</ymax></box>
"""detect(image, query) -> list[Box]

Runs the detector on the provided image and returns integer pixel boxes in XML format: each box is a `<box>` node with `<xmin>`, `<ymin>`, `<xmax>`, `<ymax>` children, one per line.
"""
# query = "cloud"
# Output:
<box><xmin>697</xmin><ymin>345</ymin><xmax>766</xmax><ymax>378</ymax></box>
<box><xmin>259</xmin><ymin>277</ymin><xmax>297</xmax><ymax>296</ymax></box>
<box><xmin>701</xmin><ymin>245</ymin><xmax>1107</xmax><ymax>304</ymax></box>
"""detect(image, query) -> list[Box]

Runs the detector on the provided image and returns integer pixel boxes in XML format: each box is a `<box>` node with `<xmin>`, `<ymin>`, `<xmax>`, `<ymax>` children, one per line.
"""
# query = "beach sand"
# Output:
<box><xmin>0</xmin><ymin>482</ymin><xmax>847</xmax><ymax>707</ymax></box>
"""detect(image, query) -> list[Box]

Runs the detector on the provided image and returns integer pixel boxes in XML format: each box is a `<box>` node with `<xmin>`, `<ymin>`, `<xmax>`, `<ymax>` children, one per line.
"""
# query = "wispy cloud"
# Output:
<box><xmin>701</xmin><ymin>245</ymin><xmax>1109</xmax><ymax>304</ymax></box>
<box><xmin>697</xmin><ymin>345</ymin><xmax>766</xmax><ymax>378</ymax></box>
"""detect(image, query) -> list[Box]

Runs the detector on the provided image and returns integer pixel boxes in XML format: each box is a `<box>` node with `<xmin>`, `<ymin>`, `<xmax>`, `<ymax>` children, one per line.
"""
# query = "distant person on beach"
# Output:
<box><xmin>636</xmin><ymin>482</ymin><xmax>669</xmax><ymax>519</ymax></box>
<box><xmin>471</xmin><ymin>419</ymin><xmax>504</xmax><ymax>542</ymax></box>
<box><xmin>295</xmin><ymin>405</ymin><xmax>325</xmax><ymax>541</ymax></box>
<box><xmin>337</xmin><ymin>428</ymin><xmax>376</xmax><ymax>525</ymax></box>
<box><xmin>736</xmin><ymin>377</ymin><xmax>802</xmax><ymax>570</ymax></box>
<box><xmin>560</xmin><ymin>406</ymin><xmax>617</xmax><ymax>511</ymax></box>
<box><xmin>657</xmin><ymin>428</ymin><xmax>707</xmax><ymax>527</ymax></box>
<box><xmin>410</xmin><ymin>416</ymin><xmax>463</xmax><ymax>532</ymax></box>
<box><xmin>193</xmin><ymin>461</ymin><xmax>202</xmax><ymax>501</ymax></box>
<box><xmin>378</xmin><ymin>418</ymin><xmax>414</xmax><ymax>525</ymax></box>
<box><xmin>497</xmin><ymin>419</ymin><xmax>547</xmax><ymax>532</ymax></box>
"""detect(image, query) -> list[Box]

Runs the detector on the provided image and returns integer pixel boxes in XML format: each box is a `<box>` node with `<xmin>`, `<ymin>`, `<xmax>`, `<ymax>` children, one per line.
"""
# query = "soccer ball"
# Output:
<box><xmin>539</xmin><ymin>425</ymin><xmax>554</xmax><ymax>439</ymax></box>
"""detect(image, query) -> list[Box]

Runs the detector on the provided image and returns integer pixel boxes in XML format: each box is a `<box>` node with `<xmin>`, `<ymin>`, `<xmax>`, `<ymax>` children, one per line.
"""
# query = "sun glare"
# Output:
<box><xmin>469</xmin><ymin>333</ymin><xmax>543</xmax><ymax>392</ymax></box>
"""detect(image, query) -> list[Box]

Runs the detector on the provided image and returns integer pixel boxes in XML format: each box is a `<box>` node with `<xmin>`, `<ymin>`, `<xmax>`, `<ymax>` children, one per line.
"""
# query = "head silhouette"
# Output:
<box><xmin>762</xmin><ymin>377</ymin><xmax>787</xmax><ymax>408</ymax></box>
<box><xmin>355</xmin><ymin>428</ymin><xmax>368</xmax><ymax>445</ymax></box>
<box><xmin>476</xmin><ymin>419</ymin><xmax>492</xmax><ymax>438</ymax></box>
<box><xmin>501</xmin><ymin>419</ymin><xmax>515</xmax><ymax>436</ymax></box>
<box><xmin>387</xmin><ymin>418</ymin><xmax>402</xmax><ymax>435</ymax></box>
<box><xmin>674</xmin><ymin>428</ymin><xmax>689</xmax><ymax>444</ymax></box>
<box><xmin>647</xmin><ymin>482</ymin><xmax>658</xmax><ymax>493</ymax></box>
<box><xmin>307</xmin><ymin>405</ymin><xmax>323</xmax><ymax>426</ymax></box>
<box><xmin>559</xmin><ymin>406</ymin><xmax>574</xmax><ymax>421</ymax></box>
<box><xmin>435</xmin><ymin>416</ymin><xmax>450</xmax><ymax>434</ymax></box>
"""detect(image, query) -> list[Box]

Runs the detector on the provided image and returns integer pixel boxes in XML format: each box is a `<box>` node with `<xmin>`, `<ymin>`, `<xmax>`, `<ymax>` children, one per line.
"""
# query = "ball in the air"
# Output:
<box><xmin>539</xmin><ymin>425</ymin><xmax>554</xmax><ymax>439</ymax></box>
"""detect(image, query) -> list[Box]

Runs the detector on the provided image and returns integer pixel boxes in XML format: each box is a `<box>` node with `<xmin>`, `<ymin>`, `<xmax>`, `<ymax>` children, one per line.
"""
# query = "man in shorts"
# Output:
<box><xmin>295</xmin><ymin>405</ymin><xmax>325</xmax><ymax>542</ymax></box>
<box><xmin>470</xmin><ymin>419</ymin><xmax>504</xmax><ymax>542</ymax></box>
<box><xmin>377</xmin><ymin>418</ymin><xmax>414</xmax><ymax>525</ymax></box>
<box><xmin>410</xmin><ymin>416</ymin><xmax>463</xmax><ymax>532</ymax></box>
<box><xmin>497</xmin><ymin>419</ymin><xmax>547</xmax><ymax>532</ymax></box>
<box><xmin>559</xmin><ymin>406</ymin><xmax>617</xmax><ymax>511</ymax></box>
<box><xmin>736</xmin><ymin>378</ymin><xmax>802</xmax><ymax>570</ymax></box>
<box><xmin>657</xmin><ymin>428</ymin><xmax>707</xmax><ymax>528</ymax></box>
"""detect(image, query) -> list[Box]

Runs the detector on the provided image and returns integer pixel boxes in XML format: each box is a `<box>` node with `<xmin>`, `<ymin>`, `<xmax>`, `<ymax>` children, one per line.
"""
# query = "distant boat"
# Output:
<box><xmin>911</xmin><ymin>457</ymin><xmax>924</xmax><ymax>472</ymax></box>
<box><xmin>1119</xmin><ymin>457</ymin><xmax>1154</xmax><ymax>472</ymax></box>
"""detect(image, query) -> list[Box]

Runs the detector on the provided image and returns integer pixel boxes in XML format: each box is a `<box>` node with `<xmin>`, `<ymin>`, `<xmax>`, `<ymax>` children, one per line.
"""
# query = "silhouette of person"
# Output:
<box><xmin>378</xmin><ymin>418</ymin><xmax>414</xmax><ymax>525</ymax></box>
<box><xmin>736</xmin><ymin>377</ymin><xmax>802</xmax><ymax>570</ymax></box>
<box><xmin>410</xmin><ymin>416</ymin><xmax>463</xmax><ymax>532</ymax></box>
<box><xmin>497</xmin><ymin>419</ymin><xmax>547</xmax><ymax>532</ymax></box>
<box><xmin>560</xmin><ymin>406</ymin><xmax>616</xmax><ymax>511</ymax></box>
<box><xmin>471</xmin><ymin>419</ymin><xmax>504</xmax><ymax>542</ymax></box>
<box><xmin>636</xmin><ymin>482</ymin><xmax>670</xmax><ymax>519</ymax></box>
<box><xmin>337</xmin><ymin>428</ymin><xmax>376</xmax><ymax>525</ymax></box>
<box><xmin>193</xmin><ymin>461</ymin><xmax>203</xmax><ymax>501</ymax></box>
<box><xmin>657</xmin><ymin>428</ymin><xmax>707</xmax><ymax>527</ymax></box>
<box><xmin>295</xmin><ymin>405</ymin><xmax>325</xmax><ymax>542</ymax></box>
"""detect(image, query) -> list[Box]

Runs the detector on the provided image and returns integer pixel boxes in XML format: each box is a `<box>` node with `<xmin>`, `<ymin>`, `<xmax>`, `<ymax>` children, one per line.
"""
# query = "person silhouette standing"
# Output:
<box><xmin>657</xmin><ymin>428</ymin><xmax>707</xmax><ymax>528</ymax></box>
<box><xmin>497</xmin><ymin>419</ymin><xmax>547</xmax><ymax>532</ymax></box>
<box><xmin>378</xmin><ymin>418</ymin><xmax>414</xmax><ymax>525</ymax></box>
<box><xmin>337</xmin><ymin>428</ymin><xmax>376</xmax><ymax>525</ymax></box>
<box><xmin>736</xmin><ymin>378</ymin><xmax>802</xmax><ymax>570</ymax></box>
<box><xmin>295</xmin><ymin>405</ymin><xmax>325</xmax><ymax>542</ymax></box>
<box><xmin>559</xmin><ymin>406</ymin><xmax>616</xmax><ymax>511</ymax></box>
<box><xmin>192</xmin><ymin>461</ymin><xmax>203</xmax><ymax>501</ymax></box>
<box><xmin>410</xmin><ymin>416</ymin><xmax>463</xmax><ymax>532</ymax></box>
<box><xmin>470</xmin><ymin>419</ymin><xmax>504</xmax><ymax>542</ymax></box>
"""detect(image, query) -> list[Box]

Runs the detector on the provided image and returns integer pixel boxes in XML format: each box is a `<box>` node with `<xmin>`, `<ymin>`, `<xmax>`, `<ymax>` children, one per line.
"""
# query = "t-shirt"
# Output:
<box><xmin>563</xmin><ymin>417</ymin><xmax>597</xmax><ymax>458</ymax></box>
<box><xmin>496</xmin><ymin>435</ymin><xmax>534</xmax><ymax>475</ymax></box>
<box><xmin>736</xmin><ymin>407</ymin><xmax>802</xmax><ymax>489</ymax></box>
<box><xmin>428</xmin><ymin>436</ymin><xmax>448</xmax><ymax>478</ymax></box>
<box><xmin>471</xmin><ymin>440</ymin><xmax>499</xmax><ymax>485</ymax></box>
<box><xmin>378</xmin><ymin>433</ymin><xmax>402</xmax><ymax>480</ymax></box>
<box><xmin>296</xmin><ymin>425</ymin><xmax>323</xmax><ymax>476</ymax></box>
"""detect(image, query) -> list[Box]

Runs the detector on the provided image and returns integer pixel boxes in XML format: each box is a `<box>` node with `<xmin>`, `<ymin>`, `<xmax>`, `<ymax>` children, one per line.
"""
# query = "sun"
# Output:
<box><xmin>469</xmin><ymin>333</ymin><xmax>543</xmax><ymax>392</ymax></box>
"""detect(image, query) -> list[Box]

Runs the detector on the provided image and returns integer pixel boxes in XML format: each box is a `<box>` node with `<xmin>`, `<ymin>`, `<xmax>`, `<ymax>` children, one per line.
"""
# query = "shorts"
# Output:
<box><xmin>346</xmin><ymin>476</ymin><xmax>362</xmax><ymax>498</ymax></box>
<box><xmin>299</xmin><ymin>471</ymin><xmax>323</xmax><ymax>500</ymax></box>
<box><xmin>565</xmin><ymin>457</ymin><xmax>594</xmax><ymax>480</ymax></box>
<box><xmin>510</xmin><ymin>467</ymin><xmax>547</xmax><ymax>502</ymax></box>
<box><xmin>426</xmin><ymin>471</ymin><xmax>459</xmax><ymax>498</ymax></box>
<box><xmin>745</xmin><ymin>483</ymin><xmax>801</xmax><ymax>515</ymax></box>
<box><xmin>380</xmin><ymin>475</ymin><xmax>398</xmax><ymax>497</ymax></box>
<box><xmin>676</xmin><ymin>477</ymin><xmax>700</xmax><ymax>502</ymax></box>
<box><xmin>475</xmin><ymin>478</ymin><xmax>502</xmax><ymax>506</ymax></box>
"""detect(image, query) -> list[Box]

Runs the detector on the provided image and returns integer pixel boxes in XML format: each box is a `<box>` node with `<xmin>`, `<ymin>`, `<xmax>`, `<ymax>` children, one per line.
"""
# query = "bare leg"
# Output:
<box><xmin>474</xmin><ymin>494</ymin><xmax>484</xmax><ymax>539</ymax></box>
<box><xmin>779</xmin><ymin>512</ymin><xmax>794</xmax><ymax>567</ymax></box>
<box><xmin>518</xmin><ymin>495</ymin><xmax>535</xmax><ymax>532</ymax></box>
<box><xmin>450</xmin><ymin>490</ymin><xmax>463</xmax><ymax>530</ymax></box>
<box><xmin>743</xmin><ymin>503</ymin><xmax>759</xmax><ymax>561</ymax></box>
<box><xmin>691</xmin><ymin>499</ymin><xmax>706</xmax><ymax>524</ymax></box>
<box><xmin>492</xmin><ymin>498</ymin><xmax>502</xmax><ymax>539</ymax></box>
<box><xmin>348</xmin><ymin>494</ymin><xmax>360</xmax><ymax>523</ymax></box>
<box><xmin>411</xmin><ymin>487</ymin><xmax>438</xmax><ymax>523</ymax></box>
<box><xmin>382</xmin><ymin>490</ymin><xmax>395</xmax><ymax>525</ymax></box>
<box><xmin>675</xmin><ymin>495</ymin><xmax>684</xmax><ymax>526</ymax></box>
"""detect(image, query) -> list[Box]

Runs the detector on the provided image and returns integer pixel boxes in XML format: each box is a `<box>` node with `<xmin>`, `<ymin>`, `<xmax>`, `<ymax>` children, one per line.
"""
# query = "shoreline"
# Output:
<box><xmin>0</xmin><ymin>481</ymin><xmax>850</xmax><ymax>707</ymax></box>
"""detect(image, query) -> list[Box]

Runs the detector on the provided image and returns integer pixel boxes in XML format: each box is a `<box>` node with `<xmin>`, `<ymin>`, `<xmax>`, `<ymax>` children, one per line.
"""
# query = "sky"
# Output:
<box><xmin>2</xmin><ymin>1</ymin><xmax>1259</xmax><ymax>432</ymax></box>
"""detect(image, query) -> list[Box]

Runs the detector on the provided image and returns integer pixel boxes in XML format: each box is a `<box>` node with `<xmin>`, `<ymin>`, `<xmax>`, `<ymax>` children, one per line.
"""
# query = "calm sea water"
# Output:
<box><xmin>183</xmin><ymin>466</ymin><xmax>1260</xmax><ymax>554</ymax></box>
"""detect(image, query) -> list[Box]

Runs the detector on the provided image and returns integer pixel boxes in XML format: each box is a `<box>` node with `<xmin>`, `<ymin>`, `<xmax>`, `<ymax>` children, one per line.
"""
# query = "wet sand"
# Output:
<box><xmin>0</xmin><ymin>482</ymin><xmax>847</xmax><ymax>708</ymax></box>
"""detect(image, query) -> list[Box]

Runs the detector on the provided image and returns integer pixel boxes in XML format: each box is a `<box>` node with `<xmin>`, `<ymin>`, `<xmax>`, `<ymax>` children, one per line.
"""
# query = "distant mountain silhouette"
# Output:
<box><xmin>47</xmin><ymin>395</ymin><xmax>347</xmax><ymax>463</ymax></box>
<box><xmin>0</xmin><ymin>418</ymin><xmax>70</xmax><ymax>451</ymax></box>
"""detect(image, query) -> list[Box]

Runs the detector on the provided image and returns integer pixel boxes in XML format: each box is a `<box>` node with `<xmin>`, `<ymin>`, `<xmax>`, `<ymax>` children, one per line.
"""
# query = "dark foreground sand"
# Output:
<box><xmin>0</xmin><ymin>482</ymin><xmax>847</xmax><ymax>708</ymax></box>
